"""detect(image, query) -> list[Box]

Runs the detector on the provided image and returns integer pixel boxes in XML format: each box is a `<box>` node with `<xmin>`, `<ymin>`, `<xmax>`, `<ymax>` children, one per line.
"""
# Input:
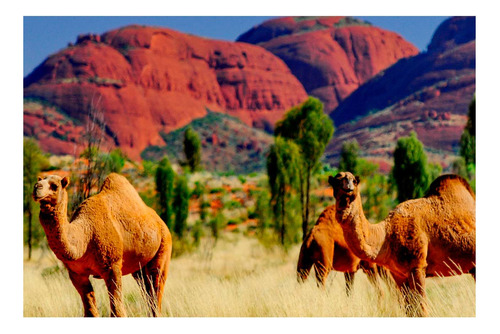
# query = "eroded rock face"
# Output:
<box><xmin>24</xmin><ymin>25</ymin><xmax>308</xmax><ymax>160</ymax></box>
<box><xmin>326</xmin><ymin>17</ymin><xmax>476</xmax><ymax>172</ymax></box>
<box><xmin>237</xmin><ymin>16</ymin><xmax>419</xmax><ymax>114</ymax></box>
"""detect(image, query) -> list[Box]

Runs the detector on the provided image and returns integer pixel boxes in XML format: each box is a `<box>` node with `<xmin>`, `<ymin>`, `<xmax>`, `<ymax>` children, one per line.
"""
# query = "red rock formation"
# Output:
<box><xmin>326</xmin><ymin>17</ymin><xmax>475</xmax><ymax>171</ymax></box>
<box><xmin>24</xmin><ymin>25</ymin><xmax>307</xmax><ymax>160</ymax></box>
<box><xmin>237</xmin><ymin>17</ymin><xmax>419</xmax><ymax>114</ymax></box>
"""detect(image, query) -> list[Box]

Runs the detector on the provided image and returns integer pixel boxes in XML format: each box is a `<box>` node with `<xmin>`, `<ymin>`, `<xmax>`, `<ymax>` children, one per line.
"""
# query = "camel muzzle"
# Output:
<box><xmin>344</xmin><ymin>185</ymin><xmax>355</xmax><ymax>193</ymax></box>
<box><xmin>33</xmin><ymin>183</ymin><xmax>46</xmax><ymax>201</ymax></box>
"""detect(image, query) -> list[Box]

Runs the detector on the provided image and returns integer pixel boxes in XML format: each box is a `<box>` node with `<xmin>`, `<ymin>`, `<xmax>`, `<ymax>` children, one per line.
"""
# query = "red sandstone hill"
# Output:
<box><xmin>325</xmin><ymin>17</ymin><xmax>476</xmax><ymax>172</ymax></box>
<box><xmin>237</xmin><ymin>16</ymin><xmax>419</xmax><ymax>114</ymax></box>
<box><xmin>24</xmin><ymin>25</ymin><xmax>308</xmax><ymax>160</ymax></box>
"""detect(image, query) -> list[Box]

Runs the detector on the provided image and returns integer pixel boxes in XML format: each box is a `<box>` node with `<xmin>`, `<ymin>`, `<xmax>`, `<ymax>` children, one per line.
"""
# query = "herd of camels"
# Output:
<box><xmin>32</xmin><ymin>170</ymin><xmax>475</xmax><ymax>317</ymax></box>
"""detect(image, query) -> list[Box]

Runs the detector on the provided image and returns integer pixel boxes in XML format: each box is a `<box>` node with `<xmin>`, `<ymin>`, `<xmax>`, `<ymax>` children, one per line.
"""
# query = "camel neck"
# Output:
<box><xmin>336</xmin><ymin>194</ymin><xmax>386</xmax><ymax>262</ymax></box>
<box><xmin>39</xmin><ymin>194</ymin><xmax>87</xmax><ymax>261</ymax></box>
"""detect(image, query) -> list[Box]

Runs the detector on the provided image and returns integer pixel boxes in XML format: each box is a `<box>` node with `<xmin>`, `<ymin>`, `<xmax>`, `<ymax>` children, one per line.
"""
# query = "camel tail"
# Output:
<box><xmin>297</xmin><ymin>242</ymin><xmax>313</xmax><ymax>283</ymax></box>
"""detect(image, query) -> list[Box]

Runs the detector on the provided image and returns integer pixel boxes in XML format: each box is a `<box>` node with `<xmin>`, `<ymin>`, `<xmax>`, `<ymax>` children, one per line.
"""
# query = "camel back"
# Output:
<box><xmin>100</xmin><ymin>173</ymin><xmax>134</xmax><ymax>192</ymax></box>
<box><xmin>425</xmin><ymin>174</ymin><xmax>475</xmax><ymax>200</ymax></box>
<box><xmin>74</xmin><ymin>173</ymin><xmax>147</xmax><ymax>215</ymax></box>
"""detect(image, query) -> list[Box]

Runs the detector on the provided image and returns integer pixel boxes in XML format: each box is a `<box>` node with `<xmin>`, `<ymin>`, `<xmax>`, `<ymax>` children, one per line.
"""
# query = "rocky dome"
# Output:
<box><xmin>24</xmin><ymin>25</ymin><xmax>308</xmax><ymax>160</ymax></box>
<box><xmin>326</xmin><ymin>16</ymin><xmax>475</xmax><ymax>171</ymax></box>
<box><xmin>237</xmin><ymin>16</ymin><xmax>419</xmax><ymax>114</ymax></box>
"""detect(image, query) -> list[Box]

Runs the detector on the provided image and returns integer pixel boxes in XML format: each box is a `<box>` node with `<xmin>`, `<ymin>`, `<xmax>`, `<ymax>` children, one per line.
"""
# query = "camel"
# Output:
<box><xmin>297</xmin><ymin>205</ymin><xmax>387</xmax><ymax>295</ymax></box>
<box><xmin>329</xmin><ymin>172</ymin><xmax>475</xmax><ymax>316</ymax></box>
<box><xmin>33</xmin><ymin>173</ymin><xmax>172</xmax><ymax>317</ymax></box>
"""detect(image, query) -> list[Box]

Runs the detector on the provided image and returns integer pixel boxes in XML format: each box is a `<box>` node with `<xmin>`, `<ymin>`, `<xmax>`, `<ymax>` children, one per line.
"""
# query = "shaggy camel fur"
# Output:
<box><xmin>329</xmin><ymin>172</ymin><xmax>475</xmax><ymax>317</ymax></box>
<box><xmin>297</xmin><ymin>205</ymin><xmax>386</xmax><ymax>295</ymax></box>
<box><xmin>33</xmin><ymin>173</ymin><xmax>172</xmax><ymax>317</ymax></box>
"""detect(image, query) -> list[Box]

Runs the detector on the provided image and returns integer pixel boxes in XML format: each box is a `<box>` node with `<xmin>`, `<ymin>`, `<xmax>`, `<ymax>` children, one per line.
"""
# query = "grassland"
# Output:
<box><xmin>24</xmin><ymin>233</ymin><xmax>475</xmax><ymax>318</ymax></box>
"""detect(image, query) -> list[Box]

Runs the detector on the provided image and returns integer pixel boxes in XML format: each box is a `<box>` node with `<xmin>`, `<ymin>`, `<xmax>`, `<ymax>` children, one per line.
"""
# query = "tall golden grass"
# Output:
<box><xmin>23</xmin><ymin>234</ymin><xmax>475</xmax><ymax>317</ymax></box>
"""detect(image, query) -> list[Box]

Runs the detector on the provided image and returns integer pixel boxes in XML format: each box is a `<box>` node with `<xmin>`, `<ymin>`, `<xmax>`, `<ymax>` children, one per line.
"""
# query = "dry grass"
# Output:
<box><xmin>23</xmin><ymin>234</ymin><xmax>475</xmax><ymax>318</ymax></box>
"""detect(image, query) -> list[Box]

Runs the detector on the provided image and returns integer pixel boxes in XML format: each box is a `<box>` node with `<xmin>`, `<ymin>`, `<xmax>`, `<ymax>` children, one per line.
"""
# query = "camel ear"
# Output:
<box><xmin>328</xmin><ymin>174</ymin><xmax>340</xmax><ymax>187</ymax></box>
<box><xmin>355</xmin><ymin>175</ymin><xmax>360</xmax><ymax>185</ymax></box>
<box><xmin>328</xmin><ymin>175</ymin><xmax>335</xmax><ymax>187</ymax></box>
<box><xmin>61</xmin><ymin>176</ymin><xmax>70</xmax><ymax>189</ymax></box>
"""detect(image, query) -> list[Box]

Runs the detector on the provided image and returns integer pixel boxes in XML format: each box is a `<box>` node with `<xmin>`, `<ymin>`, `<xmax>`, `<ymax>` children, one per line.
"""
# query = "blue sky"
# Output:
<box><xmin>23</xmin><ymin>16</ymin><xmax>448</xmax><ymax>77</ymax></box>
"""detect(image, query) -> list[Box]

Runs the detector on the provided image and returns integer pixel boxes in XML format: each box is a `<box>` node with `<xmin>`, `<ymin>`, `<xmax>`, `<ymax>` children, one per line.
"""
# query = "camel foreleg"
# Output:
<box><xmin>407</xmin><ymin>267</ymin><xmax>428</xmax><ymax>317</ymax></box>
<box><xmin>67</xmin><ymin>270</ymin><xmax>99</xmax><ymax>317</ymax></box>
<box><xmin>103</xmin><ymin>264</ymin><xmax>127</xmax><ymax>317</ymax></box>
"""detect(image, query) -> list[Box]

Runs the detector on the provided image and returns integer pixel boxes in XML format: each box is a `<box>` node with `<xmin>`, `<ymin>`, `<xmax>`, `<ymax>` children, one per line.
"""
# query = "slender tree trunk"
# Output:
<box><xmin>304</xmin><ymin>167</ymin><xmax>311</xmax><ymax>239</ymax></box>
<box><xmin>280</xmin><ymin>186</ymin><xmax>286</xmax><ymax>246</ymax></box>
<box><xmin>27</xmin><ymin>201</ymin><xmax>33</xmax><ymax>260</ymax></box>
<box><xmin>300</xmin><ymin>174</ymin><xmax>307</xmax><ymax>240</ymax></box>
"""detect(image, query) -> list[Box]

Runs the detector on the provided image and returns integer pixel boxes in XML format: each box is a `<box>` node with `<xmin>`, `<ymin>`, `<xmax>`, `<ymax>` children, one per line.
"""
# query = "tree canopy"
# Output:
<box><xmin>273</xmin><ymin>97</ymin><xmax>334</xmax><ymax>239</ymax></box>
<box><xmin>183</xmin><ymin>127</ymin><xmax>202</xmax><ymax>172</ymax></box>
<box><xmin>155</xmin><ymin>157</ymin><xmax>175</xmax><ymax>229</ymax></box>
<box><xmin>339</xmin><ymin>140</ymin><xmax>359</xmax><ymax>174</ymax></box>
<box><xmin>392</xmin><ymin>132</ymin><xmax>432</xmax><ymax>203</ymax></box>
<box><xmin>267</xmin><ymin>136</ymin><xmax>302</xmax><ymax>246</ymax></box>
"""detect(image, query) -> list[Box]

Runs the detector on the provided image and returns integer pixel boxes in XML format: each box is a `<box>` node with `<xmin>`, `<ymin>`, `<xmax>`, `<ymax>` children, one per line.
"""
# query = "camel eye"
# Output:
<box><xmin>50</xmin><ymin>184</ymin><xmax>58</xmax><ymax>191</ymax></box>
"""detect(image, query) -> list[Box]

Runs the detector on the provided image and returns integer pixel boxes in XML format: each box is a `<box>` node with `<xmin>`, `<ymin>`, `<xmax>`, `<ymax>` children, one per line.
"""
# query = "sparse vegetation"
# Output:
<box><xmin>23</xmin><ymin>154</ymin><xmax>475</xmax><ymax>317</ymax></box>
<box><xmin>23</xmin><ymin>234</ymin><xmax>475</xmax><ymax>317</ymax></box>
<box><xmin>141</xmin><ymin>111</ymin><xmax>273</xmax><ymax>174</ymax></box>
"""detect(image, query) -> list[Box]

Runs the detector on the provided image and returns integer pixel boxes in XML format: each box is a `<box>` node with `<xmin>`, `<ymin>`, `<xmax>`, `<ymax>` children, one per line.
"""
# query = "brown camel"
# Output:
<box><xmin>33</xmin><ymin>173</ymin><xmax>172</xmax><ymax>317</ymax></box>
<box><xmin>329</xmin><ymin>172</ymin><xmax>475</xmax><ymax>316</ymax></box>
<box><xmin>297</xmin><ymin>205</ymin><xmax>387</xmax><ymax>295</ymax></box>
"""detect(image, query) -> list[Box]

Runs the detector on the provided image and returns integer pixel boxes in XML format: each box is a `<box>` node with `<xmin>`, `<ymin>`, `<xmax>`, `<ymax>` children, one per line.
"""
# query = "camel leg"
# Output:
<box><xmin>344</xmin><ymin>272</ymin><xmax>355</xmax><ymax>296</ymax></box>
<box><xmin>314</xmin><ymin>264</ymin><xmax>327</xmax><ymax>287</ymax></box>
<box><xmin>103</xmin><ymin>264</ymin><xmax>127</xmax><ymax>317</ymax></box>
<box><xmin>139</xmin><ymin>235</ymin><xmax>171</xmax><ymax>317</ymax></box>
<box><xmin>407</xmin><ymin>267</ymin><xmax>428</xmax><ymax>317</ymax></box>
<box><xmin>296</xmin><ymin>247</ymin><xmax>314</xmax><ymax>283</ymax></box>
<box><xmin>361</xmin><ymin>264</ymin><xmax>385</xmax><ymax>298</ymax></box>
<box><xmin>68</xmin><ymin>270</ymin><xmax>99</xmax><ymax>317</ymax></box>
<box><xmin>392</xmin><ymin>275</ymin><xmax>412</xmax><ymax>316</ymax></box>
<box><xmin>133</xmin><ymin>266</ymin><xmax>158</xmax><ymax>315</ymax></box>
<box><xmin>313</xmin><ymin>247</ymin><xmax>332</xmax><ymax>288</ymax></box>
<box><xmin>314</xmin><ymin>258</ymin><xmax>331</xmax><ymax>288</ymax></box>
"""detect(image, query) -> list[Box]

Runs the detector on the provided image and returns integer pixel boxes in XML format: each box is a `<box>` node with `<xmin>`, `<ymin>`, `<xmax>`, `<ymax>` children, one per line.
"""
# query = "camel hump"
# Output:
<box><xmin>100</xmin><ymin>173</ymin><xmax>134</xmax><ymax>193</ymax></box>
<box><xmin>425</xmin><ymin>174</ymin><xmax>475</xmax><ymax>199</ymax></box>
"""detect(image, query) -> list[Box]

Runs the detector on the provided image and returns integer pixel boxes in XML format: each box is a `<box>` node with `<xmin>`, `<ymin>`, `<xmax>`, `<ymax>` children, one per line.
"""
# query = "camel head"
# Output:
<box><xmin>328</xmin><ymin>172</ymin><xmax>360</xmax><ymax>209</ymax></box>
<box><xmin>33</xmin><ymin>175</ymin><xmax>70</xmax><ymax>207</ymax></box>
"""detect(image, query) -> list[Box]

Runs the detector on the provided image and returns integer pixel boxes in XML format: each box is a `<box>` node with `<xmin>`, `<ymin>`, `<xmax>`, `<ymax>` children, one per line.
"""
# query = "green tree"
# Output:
<box><xmin>274</xmin><ymin>97</ymin><xmax>334</xmax><ymax>240</ymax></box>
<box><xmin>255</xmin><ymin>189</ymin><xmax>272</xmax><ymax>232</ymax></box>
<box><xmin>183</xmin><ymin>127</ymin><xmax>202</xmax><ymax>172</ymax></box>
<box><xmin>267</xmin><ymin>137</ymin><xmax>301</xmax><ymax>247</ymax></box>
<box><xmin>155</xmin><ymin>157</ymin><xmax>175</xmax><ymax>229</ymax></box>
<box><xmin>106</xmin><ymin>148</ymin><xmax>127</xmax><ymax>173</ymax></box>
<box><xmin>339</xmin><ymin>140</ymin><xmax>359</xmax><ymax>174</ymax></box>
<box><xmin>392</xmin><ymin>132</ymin><xmax>431</xmax><ymax>203</ymax></box>
<box><xmin>173</xmin><ymin>175</ymin><xmax>189</xmax><ymax>238</ymax></box>
<box><xmin>23</xmin><ymin>138</ymin><xmax>49</xmax><ymax>260</ymax></box>
<box><xmin>362</xmin><ymin>173</ymin><xmax>395</xmax><ymax>222</ymax></box>
<box><xmin>210</xmin><ymin>211</ymin><xmax>225</xmax><ymax>241</ymax></box>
